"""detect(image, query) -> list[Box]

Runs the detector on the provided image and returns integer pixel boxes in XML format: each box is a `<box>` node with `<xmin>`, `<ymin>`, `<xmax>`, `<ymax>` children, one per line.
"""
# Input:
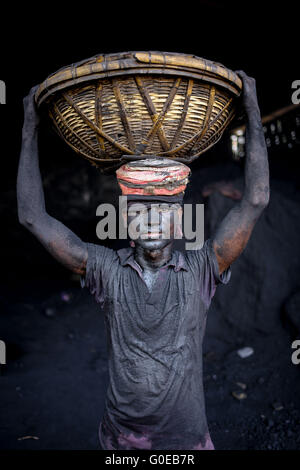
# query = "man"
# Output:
<box><xmin>17</xmin><ymin>71</ymin><xmax>269</xmax><ymax>450</ymax></box>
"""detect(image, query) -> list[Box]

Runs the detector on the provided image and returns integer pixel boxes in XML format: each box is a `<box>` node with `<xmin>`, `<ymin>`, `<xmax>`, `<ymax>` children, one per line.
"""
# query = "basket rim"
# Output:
<box><xmin>35</xmin><ymin>50</ymin><xmax>242</xmax><ymax>107</ymax></box>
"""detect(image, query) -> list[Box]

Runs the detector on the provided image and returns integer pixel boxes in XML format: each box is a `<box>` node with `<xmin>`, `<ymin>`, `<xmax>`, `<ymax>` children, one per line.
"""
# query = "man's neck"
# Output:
<box><xmin>134</xmin><ymin>243</ymin><xmax>173</xmax><ymax>272</ymax></box>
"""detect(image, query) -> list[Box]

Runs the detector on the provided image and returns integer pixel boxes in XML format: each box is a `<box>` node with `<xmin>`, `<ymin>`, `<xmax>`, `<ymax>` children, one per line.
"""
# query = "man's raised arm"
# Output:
<box><xmin>212</xmin><ymin>71</ymin><xmax>270</xmax><ymax>275</ymax></box>
<box><xmin>17</xmin><ymin>86</ymin><xmax>88</xmax><ymax>275</ymax></box>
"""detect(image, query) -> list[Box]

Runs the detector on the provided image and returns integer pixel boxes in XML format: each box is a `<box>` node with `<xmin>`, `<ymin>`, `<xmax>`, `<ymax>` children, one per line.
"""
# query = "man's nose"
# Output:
<box><xmin>145</xmin><ymin>209</ymin><xmax>160</xmax><ymax>229</ymax></box>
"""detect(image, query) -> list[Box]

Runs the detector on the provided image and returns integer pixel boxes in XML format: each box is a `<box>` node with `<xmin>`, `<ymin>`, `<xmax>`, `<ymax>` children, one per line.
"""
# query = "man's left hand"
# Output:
<box><xmin>235</xmin><ymin>70</ymin><xmax>259</xmax><ymax>113</ymax></box>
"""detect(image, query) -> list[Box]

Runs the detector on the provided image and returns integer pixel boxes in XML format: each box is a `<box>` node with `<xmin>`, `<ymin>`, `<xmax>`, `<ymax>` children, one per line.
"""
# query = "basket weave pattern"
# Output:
<box><xmin>36</xmin><ymin>52</ymin><xmax>241</xmax><ymax>170</ymax></box>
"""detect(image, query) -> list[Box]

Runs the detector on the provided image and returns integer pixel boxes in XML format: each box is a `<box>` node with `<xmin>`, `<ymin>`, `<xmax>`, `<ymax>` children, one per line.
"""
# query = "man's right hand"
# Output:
<box><xmin>23</xmin><ymin>85</ymin><xmax>40</xmax><ymax>129</ymax></box>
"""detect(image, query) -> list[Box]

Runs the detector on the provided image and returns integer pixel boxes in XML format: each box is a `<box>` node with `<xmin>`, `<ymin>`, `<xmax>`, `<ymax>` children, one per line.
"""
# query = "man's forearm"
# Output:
<box><xmin>212</xmin><ymin>72</ymin><xmax>270</xmax><ymax>274</ymax></box>
<box><xmin>242</xmin><ymin>99</ymin><xmax>270</xmax><ymax>210</ymax></box>
<box><xmin>17</xmin><ymin>120</ymin><xmax>46</xmax><ymax>227</ymax></box>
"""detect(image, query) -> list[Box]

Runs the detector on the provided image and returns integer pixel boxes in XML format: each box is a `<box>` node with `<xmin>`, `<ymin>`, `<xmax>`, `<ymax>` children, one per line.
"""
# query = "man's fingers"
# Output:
<box><xmin>235</xmin><ymin>70</ymin><xmax>256</xmax><ymax>85</ymax></box>
<box><xmin>30</xmin><ymin>84</ymin><xmax>40</xmax><ymax>94</ymax></box>
<box><xmin>23</xmin><ymin>85</ymin><xmax>39</xmax><ymax>103</ymax></box>
<box><xmin>22</xmin><ymin>85</ymin><xmax>40</xmax><ymax>123</ymax></box>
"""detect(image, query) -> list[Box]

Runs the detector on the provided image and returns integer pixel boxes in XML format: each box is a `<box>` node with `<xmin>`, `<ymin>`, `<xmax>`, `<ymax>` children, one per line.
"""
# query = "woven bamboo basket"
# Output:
<box><xmin>35</xmin><ymin>51</ymin><xmax>242</xmax><ymax>172</ymax></box>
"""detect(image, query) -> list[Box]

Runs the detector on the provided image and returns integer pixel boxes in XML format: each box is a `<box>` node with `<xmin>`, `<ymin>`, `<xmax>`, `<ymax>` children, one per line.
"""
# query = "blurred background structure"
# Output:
<box><xmin>0</xmin><ymin>1</ymin><xmax>300</xmax><ymax>450</ymax></box>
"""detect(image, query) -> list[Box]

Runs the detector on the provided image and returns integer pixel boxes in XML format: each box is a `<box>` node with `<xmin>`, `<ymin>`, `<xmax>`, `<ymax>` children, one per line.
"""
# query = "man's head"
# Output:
<box><xmin>116</xmin><ymin>157</ymin><xmax>190</xmax><ymax>252</ymax></box>
<box><xmin>126</xmin><ymin>200</ymin><xmax>183</xmax><ymax>251</ymax></box>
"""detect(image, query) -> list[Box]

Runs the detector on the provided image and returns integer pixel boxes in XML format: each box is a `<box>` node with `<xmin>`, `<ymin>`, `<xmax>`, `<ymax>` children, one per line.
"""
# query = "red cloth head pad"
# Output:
<box><xmin>116</xmin><ymin>158</ymin><xmax>190</xmax><ymax>196</ymax></box>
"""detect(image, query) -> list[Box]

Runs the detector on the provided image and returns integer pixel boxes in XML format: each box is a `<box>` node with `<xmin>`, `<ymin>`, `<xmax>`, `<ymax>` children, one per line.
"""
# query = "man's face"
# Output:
<box><xmin>126</xmin><ymin>201</ymin><xmax>182</xmax><ymax>251</ymax></box>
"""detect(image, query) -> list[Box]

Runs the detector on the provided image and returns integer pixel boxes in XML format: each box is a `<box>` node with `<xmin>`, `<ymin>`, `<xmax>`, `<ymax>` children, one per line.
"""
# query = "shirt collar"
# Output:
<box><xmin>117</xmin><ymin>247</ymin><xmax>189</xmax><ymax>273</ymax></box>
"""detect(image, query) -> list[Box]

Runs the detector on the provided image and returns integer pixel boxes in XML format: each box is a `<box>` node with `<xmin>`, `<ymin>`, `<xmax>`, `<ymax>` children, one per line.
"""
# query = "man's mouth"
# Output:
<box><xmin>141</xmin><ymin>231</ymin><xmax>163</xmax><ymax>238</ymax></box>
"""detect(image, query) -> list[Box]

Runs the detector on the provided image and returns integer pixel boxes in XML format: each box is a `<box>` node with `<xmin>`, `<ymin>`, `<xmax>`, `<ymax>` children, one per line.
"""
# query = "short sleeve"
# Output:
<box><xmin>80</xmin><ymin>243</ymin><xmax>117</xmax><ymax>307</ymax></box>
<box><xmin>186</xmin><ymin>238</ymin><xmax>231</xmax><ymax>306</ymax></box>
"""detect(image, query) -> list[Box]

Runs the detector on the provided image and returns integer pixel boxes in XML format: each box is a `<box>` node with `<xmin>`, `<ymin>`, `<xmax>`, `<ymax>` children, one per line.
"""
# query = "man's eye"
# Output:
<box><xmin>128</xmin><ymin>210</ymin><xmax>148</xmax><ymax>216</ymax></box>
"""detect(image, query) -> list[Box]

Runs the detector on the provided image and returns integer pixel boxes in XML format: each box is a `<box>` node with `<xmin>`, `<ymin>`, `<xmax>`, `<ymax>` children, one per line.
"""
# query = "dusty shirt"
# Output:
<box><xmin>80</xmin><ymin>239</ymin><xmax>231</xmax><ymax>450</ymax></box>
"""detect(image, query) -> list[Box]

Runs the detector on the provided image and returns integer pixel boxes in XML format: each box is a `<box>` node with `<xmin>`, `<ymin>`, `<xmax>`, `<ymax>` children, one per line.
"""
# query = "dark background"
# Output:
<box><xmin>0</xmin><ymin>1</ymin><xmax>300</xmax><ymax>451</ymax></box>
